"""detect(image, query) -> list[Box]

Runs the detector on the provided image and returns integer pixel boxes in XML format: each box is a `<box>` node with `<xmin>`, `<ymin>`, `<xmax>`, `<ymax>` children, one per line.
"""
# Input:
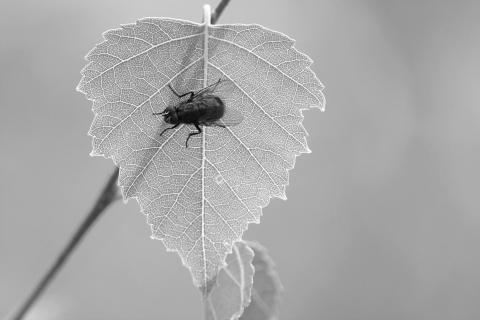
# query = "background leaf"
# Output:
<box><xmin>77</xmin><ymin>17</ymin><xmax>324</xmax><ymax>288</ymax></box>
<box><xmin>205</xmin><ymin>241</ymin><xmax>255</xmax><ymax>320</ymax></box>
<box><xmin>240</xmin><ymin>241</ymin><xmax>283</xmax><ymax>320</ymax></box>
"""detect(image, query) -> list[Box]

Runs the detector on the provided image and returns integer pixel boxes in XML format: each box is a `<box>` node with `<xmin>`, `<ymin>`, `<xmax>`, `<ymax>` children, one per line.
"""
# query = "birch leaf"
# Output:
<box><xmin>205</xmin><ymin>241</ymin><xmax>255</xmax><ymax>320</ymax></box>
<box><xmin>77</xmin><ymin>12</ymin><xmax>325</xmax><ymax>288</ymax></box>
<box><xmin>240</xmin><ymin>241</ymin><xmax>283</xmax><ymax>320</ymax></box>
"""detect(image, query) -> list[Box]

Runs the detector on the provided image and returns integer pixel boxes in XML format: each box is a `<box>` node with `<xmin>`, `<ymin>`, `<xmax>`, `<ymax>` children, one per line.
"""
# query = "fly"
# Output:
<box><xmin>153</xmin><ymin>79</ymin><xmax>244</xmax><ymax>147</ymax></box>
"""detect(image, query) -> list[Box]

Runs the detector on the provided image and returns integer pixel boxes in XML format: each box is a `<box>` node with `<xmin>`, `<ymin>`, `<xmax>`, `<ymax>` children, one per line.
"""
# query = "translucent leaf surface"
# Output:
<box><xmin>205</xmin><ymin>241</ymin><xmax>254</xmax><ymax>320</ymax></box>
<box><xmin>240</xmin><ymin>241</ymin><xmax>283</xmax><ymax>320</ymax></box>
<box><xmin>77</xmin><ymin>16</ymin><xmax>325</xmax><ymax>287</ymax></box>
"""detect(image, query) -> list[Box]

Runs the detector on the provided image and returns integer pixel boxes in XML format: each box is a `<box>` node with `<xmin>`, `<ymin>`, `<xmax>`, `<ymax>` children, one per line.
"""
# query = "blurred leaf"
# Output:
<box><xmin>77</xmin><ymin>16</ymin><xmax>324</xmax><ymax>288</ymax></box>
<box><xmin>241</xmin><ymin>241</ymin><xmax>283</xmax><ymax>320</ymax></box>
<box><xmin>206</xmin><ymin>241</ymin><xmax>283</xmax><ymax>320</ymax></box>
<box><xmin>205</xmin><ymin>241</ymin><xmax>255</xmax><ymax>320</ymax></box>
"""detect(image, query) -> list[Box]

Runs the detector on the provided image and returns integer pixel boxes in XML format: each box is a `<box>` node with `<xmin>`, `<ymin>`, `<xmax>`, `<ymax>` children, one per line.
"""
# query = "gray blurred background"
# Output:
<box><xmin>1</xmin><ymin>0</ymin><xmax>480</xmax><ymax>319</ymax></box>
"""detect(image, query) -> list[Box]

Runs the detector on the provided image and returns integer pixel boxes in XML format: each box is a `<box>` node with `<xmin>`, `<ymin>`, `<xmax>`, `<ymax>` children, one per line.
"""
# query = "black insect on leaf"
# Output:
<box><xmin>153</xmin><ymin>79</ymin><xmax>244</xmax><ymax>147</ymax></box>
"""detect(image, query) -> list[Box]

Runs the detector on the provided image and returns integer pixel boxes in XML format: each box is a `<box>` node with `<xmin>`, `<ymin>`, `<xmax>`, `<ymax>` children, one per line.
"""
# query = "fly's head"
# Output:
<box><xmin>162</xmin><ymin>106</ymin><xmax>178</xmax><ymax>124</ymax></box>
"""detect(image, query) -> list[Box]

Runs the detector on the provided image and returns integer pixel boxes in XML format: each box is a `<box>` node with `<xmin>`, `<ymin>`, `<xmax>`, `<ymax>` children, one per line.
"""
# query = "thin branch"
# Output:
<box><xmin>9</xmin><ymin>168</ymin><xmax>120</xmax><ymax>320</ymax></box>
<box><xmin>211</xmin><ymin>0</ymin><xmax>230</xmax><ymax>24</ymax></box>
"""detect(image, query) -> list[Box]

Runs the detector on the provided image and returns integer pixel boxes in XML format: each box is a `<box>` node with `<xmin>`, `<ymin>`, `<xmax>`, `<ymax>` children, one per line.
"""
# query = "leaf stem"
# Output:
<box><xmin>8</xmin><ymin>168</ymin><xmax>120</xmax><ymax>320</ymax></box>
<box><xmin>202</xmin><ymin>1</ymin><xmax>231</xmax><ymax>319</ymax></box>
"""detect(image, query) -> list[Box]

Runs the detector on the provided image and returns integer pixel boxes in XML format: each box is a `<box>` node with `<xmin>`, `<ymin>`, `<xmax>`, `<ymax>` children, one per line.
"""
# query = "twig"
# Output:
<box><xmin>211</xmin><ymin>0</ymin><xmax>230</xmax><ymax>24</ymax></box>
<box><xmin>8</xmin><ymin>168</ymin><xmax>119</xmax><ymax>320</ymax></box>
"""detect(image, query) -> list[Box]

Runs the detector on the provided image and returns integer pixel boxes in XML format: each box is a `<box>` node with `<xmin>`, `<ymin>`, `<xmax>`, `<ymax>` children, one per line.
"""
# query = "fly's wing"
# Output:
<box><xmin>193</xmin><ymin>78</ymin><xmax>235</xmax><ymax>100</ymax></box>
<box><xmin>217</xmin><ymin>104</ymin><xmax>244</xmax><ymax>127</ymax></box>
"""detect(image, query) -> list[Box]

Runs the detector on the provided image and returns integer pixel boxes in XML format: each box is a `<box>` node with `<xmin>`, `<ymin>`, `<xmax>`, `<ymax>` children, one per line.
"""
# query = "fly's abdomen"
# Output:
<box><xmin>200</xmin><ymin>96</ymin><xmax>224</xmax><ymax>124</ymax></box>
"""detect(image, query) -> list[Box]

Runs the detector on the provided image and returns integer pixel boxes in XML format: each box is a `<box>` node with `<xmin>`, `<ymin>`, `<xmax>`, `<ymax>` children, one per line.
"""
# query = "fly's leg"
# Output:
<box><xmin>153</xmin><ymin>109</ymin><xmax>167</xmax><ymax>116</ymax></box>
<box><xmin>159</xmin><ymin>123</ymin><xmax>180</xmax><ymax>137</ymax></box>
<box><xmin>185</xmin><ymin>123</ymin><xmax>202</xmax><ymax>148</ymax></box>
<box><xmin>168</xmin><ymin>84</ymin><xmax>194</xmax><ymax>101</ymax></box>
